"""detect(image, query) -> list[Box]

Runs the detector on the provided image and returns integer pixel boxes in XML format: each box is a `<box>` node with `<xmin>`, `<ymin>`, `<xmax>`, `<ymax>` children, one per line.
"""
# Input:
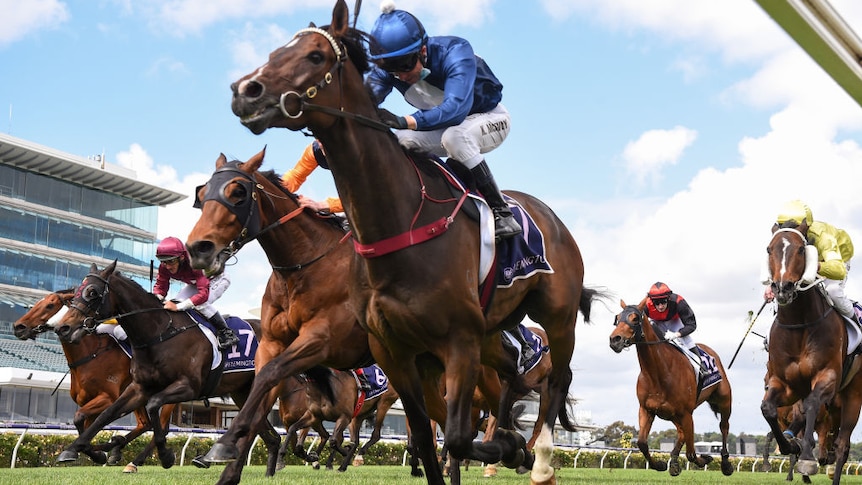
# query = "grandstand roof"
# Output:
<box><xmin>0</xmin><ymin>132</ymin><xmax>185</xmax><ymax>207</ymax></box>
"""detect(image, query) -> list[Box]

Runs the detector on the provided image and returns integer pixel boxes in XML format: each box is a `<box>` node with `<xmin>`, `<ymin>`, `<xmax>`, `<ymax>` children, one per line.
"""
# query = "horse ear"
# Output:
<box><xmin>308</xmin><ymin>21</ymin><xmax>316</xmax><ymax>28</ymax></box>
<box><xmin>771</xmin><ymin>222</ymin><xmax>779</xmax><ymax>234</ymax></box>
<box><xmin>105</xmin><ymin>260</ymin><xmax>118</xmax><ymax>276</ymax></box>
<box><xmin>619</xmin><ymin>299</ymin><xmax>626</xmax><ymax>309</ymax></box>
<box><xmin>216</xmin><ymin>153</ymin><xmax>227</xmax><ymax>169</ymax></box>
<box><xmin>331</xmin><ymin>0</ymin><xmax>349</xmax><ymax>38</ymax></box>
<box><xmin>247</xmin><ymin>146</ymin><xmax>266</xmax><ymax>171</ymax></box>
<box><xmin>90</xmin><ymin>263</ymin><xmax>98</xmax><ymax>273</ymax></box>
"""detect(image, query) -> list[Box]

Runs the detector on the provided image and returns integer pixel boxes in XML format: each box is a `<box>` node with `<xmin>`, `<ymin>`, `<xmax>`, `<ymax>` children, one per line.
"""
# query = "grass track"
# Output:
<box><xmin>4</xmin><ymin>465</ymin><xmax>862</xmax><ymax>485</ymax></box>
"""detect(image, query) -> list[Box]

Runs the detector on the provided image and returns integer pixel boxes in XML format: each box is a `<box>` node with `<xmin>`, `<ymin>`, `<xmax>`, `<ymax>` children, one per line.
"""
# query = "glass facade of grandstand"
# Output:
<box><xmin>0</xmin><ymin>160</ymin><xmax>161</xmax><ymax>426</ymax></box>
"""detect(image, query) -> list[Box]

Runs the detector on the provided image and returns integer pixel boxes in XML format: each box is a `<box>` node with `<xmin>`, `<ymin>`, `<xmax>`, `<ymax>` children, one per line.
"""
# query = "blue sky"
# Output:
<box><xmin>4</xmin><ymin>0</ymin><xmax>862</xmax><ymax>440</ymax></box>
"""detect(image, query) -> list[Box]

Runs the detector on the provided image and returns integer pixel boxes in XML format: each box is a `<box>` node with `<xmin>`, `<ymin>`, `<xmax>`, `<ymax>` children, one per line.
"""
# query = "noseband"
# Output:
<box><xmin>614</xmin><ymin>307</ymin><xmax>667</xmax><ymax>347</ymax></box>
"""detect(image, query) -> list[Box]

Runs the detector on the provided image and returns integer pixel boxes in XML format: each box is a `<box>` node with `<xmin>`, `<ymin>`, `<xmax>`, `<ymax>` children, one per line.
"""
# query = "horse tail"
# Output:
<box><xmin>303</xmin><ymin>365</ymin><xmax>338</xmax><ymax>404</ymax></box>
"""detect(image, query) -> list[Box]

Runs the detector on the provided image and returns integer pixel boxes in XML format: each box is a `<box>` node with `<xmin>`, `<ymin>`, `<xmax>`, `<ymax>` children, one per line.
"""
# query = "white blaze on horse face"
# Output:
<box><xmin>240</xmin><ymin>65</ymin><xmax>269</xmax><ymax>93</ymax></box>
<box><xmin>778</xmin><ymin>235</ymin><xmax>792</xmax><ymax>281</ymax></box>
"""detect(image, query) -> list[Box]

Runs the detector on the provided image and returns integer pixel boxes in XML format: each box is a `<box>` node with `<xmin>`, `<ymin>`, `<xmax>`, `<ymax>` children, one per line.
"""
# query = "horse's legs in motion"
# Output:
<box><xmin>761</xmin><ymin>431</ymin><xmax>775</xmax><ymax>472</ymax></box>
<box><xmin>827</xmin><ymin>393</ymin><xmax>862</xmax><ymax>485</ymax></box>
<box><xmin>796</xmin><ymin>385</ymin><xmax>834</xmax><ymax>476</ymax></box>
<box><xmin>636</xmin><ymin>410</ymin><xmax>666</xmax><ymax>472</ymax></box>
<box><xmin>680</xmin><ymin>413</ymin><xmax>713</xmax><ymax>472</ymax></box>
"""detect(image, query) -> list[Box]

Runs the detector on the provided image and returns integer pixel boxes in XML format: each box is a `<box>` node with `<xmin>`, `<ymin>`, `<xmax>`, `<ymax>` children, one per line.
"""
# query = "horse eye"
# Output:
<box><xmin>228</xmin><ymin>183</ymin><xmax>247</xmax><ymax>200</ymax></box>
<box><xmin>308</xmin><ymin>51</ymin><xmax>325</xmax><ymax>64</ymax></box>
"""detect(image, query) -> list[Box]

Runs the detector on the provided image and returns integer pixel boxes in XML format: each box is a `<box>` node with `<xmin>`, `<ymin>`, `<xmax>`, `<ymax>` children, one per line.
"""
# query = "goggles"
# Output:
<box><xmin>376</xmin><ymin>52</ymin><xmax>419</xmax><ymax>73</ymax></box>
<box><xmin>157</xmin><ymin>256</ymin><xmax>180</xmax><ymax>263</ymax></box>
<box><xmin>651</xmin><ymin>298</ymin><xmax>669</xmax><ymax>306</ymax></box>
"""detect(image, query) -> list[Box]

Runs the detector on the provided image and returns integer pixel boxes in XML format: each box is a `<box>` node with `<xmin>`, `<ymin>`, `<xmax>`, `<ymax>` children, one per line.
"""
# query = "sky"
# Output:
<box><xmin>4</xmin><ymin>0</ymin><xmax>862</xmax><ymax>441</ymax></box>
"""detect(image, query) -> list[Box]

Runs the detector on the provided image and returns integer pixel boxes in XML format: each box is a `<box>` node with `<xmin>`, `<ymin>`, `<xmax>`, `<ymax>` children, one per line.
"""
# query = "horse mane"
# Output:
<box><xmin>109</xmin><ymin>271</ymin><xmax>162</xmax><ymax>307</ymax></box>
<box><xmin>315</xmin><ymin>23</ymin><xmax>372</xmax><ymax>75</ymax></box>
<box><xmin>256</xmin><ymin>167</ymin><xmax>348</xmax><ymax>231</ymax></box>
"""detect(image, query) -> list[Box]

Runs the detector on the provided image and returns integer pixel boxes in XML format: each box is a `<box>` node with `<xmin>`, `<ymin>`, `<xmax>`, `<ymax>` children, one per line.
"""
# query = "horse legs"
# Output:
<box><xmin>762</xmin><ymin>384</ymin><xmax>802</xmax><ymax>456</ymax></box>
<box><xmin>57</xmin><ymin>385</ymin><xmax>148</xmax><ymax>464</ymax></box>
<box><xmin>827</xmin><ymin>389</ymin><xmax>862</xmax><ymax>485</ymax></box>
<box><xmin>680</xmin><ymin>414</ymin><xmax>713</xmax><ymax>471</ymax></box>
<box><xmin>796</xmin><ymin>387</ymin><xmax>834</xmax><ymax>476</ymax></box>
<box><xmin>636</xmin><ymin>409</ymin><xmax>665</xmax><ymax>472</ymax></box>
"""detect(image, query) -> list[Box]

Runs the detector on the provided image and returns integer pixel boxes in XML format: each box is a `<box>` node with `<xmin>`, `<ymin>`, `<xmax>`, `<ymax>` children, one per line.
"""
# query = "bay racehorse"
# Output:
<box><xmin>13</xmin><ymin>290</ymin><xmax>174</xmax><ymax>472</ymax></box>
<box><xmin>51</xmin><ymin>262</ymin><xmax>282</xmax><ymax>476</ymax></box>
<box><xmin>224</xmin><ymin>2</ymin><xmax>596</xmax><ymax>484</ymax></box>
<box><xmin>609</xmin><ymin>300</ymin><xmax>734</xmax><ymax>476</ymax></box>
<box><xmin>185</xmin><ymin>150</ymin><xmax>554</xmax><ymax>485</ymax></box>
<box><xmin>762</xmin><ymin>221</ymin><xmax>862</xmax><ymax>483</ymax></box>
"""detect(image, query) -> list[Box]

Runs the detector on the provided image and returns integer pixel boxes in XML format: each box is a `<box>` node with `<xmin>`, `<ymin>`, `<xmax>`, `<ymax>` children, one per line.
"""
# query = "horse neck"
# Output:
<box><xmin>635</xmin><ymin>322</ymin><xmax>678</xmax><ymax>379</ymax></box>
<box><xmin>106</xmin><ymin>276</ymin><xmax>163</xmax><ymax>344</ymax></box>
<box><xmin>313</xmin><ymin>69</ymin><xmax>428</xmax><ymax>248</ymax></box>
<box><xmin>776</xmin><ymin>287</ymin><xmax>845</xmax><ymax>350</ymax></box>
<box><xmin>256</xmin><ymin>182</ymin><xmax>344</xmax><ymax>269</ymax></box>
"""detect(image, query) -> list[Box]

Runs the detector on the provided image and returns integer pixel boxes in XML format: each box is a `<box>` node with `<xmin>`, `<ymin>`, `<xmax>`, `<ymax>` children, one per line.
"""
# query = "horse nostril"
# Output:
<box><xmin>238</xmin><ymin>79</ymin><xmax>264</xmax><ymax>99</ymax></box>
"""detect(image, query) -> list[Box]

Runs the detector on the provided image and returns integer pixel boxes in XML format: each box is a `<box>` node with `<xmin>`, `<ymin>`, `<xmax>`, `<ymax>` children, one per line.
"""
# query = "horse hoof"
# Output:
<box><xmin>796</xmin><ymin>459</ymin><xmax>818</xmax><ymax>476</ymax></box>
<box><xmin>192</xmin><ymin>455</ymin><xmax>211</xmax><ymax>469</ymax></box>
<box><xmin>484</xmin><ymin>464</ymin><xmax>498</xmax><ymax>477</ymax></box>
<box><xmin>826</xmin><ymin>464</ymin><xmax>836</xmax><ymax>479</ymax></box>
<box><xmin>159</xmin><ymin>449</ymin><xmax>175</xmax><ymax>469</ymax></box>
<box><xmin>721</xmin><ymin>459</ymin><xmax>734</xmax><ymax>476</ymax></box>
<box><xmin>669</xmin><ymin>459</ymin><xmax>681</xmax><ymax>476</ymax></box>
<box><xmin>90</xmin><ymin>451</ymin><xmax>108</xmax><ymax>465</ymax></box>
<box><xmin>516</xmin><ymin>465</ymin><xmax>529</xmax><ymax>475</ymax></box>
<box><xmin>57</xmin><ymin>450</ymin><xmax>79</xmax><ymax>463</ymax></box>
<box><xmin>122</xmin><ymin>463</ymin><xmax>138</xmax><ymax>473</ymax></box>
<box><xmin>204</xmin><ymin>443</ymin><xmax>239</xmax><ymax>463</ymax></box>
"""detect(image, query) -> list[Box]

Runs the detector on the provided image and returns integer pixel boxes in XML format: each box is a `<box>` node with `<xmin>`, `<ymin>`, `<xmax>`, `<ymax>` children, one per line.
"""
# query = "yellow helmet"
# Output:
<box><xmin>776</xmin><ymin>200</ymin><xmax>813</xmax><ymax>226</ymax></box>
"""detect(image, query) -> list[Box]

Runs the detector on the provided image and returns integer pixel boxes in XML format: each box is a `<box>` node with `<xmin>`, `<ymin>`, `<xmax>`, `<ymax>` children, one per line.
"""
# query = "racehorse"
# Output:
<box><xmin>51</xmin><ymin>261</ymin><xmax>282</xmax><ymax>476</ymax></box>
<box><xmin>223</xmin><ymin>2</ymin><xmax>596</xmax><ymax>483</ymax></box>
<box><xmin>13</xmin><ymin>290</ymin><xmax>175</xmax><ymax>472</ymax></box>
<box><xmin>761</xmin><ymin>401</ymin><xmax>835</xmax><ymax>483</ymax></box>
<box><xmin>609</xmin><ymin>301</ymin><xmax>734</xmax><ymax>476</ymax></box>
<box><xmin>762</xmin><ymin>221</ymin><xmax>862</xmax><ymax>483</ymax></box>
<box><xmin>274</xmin><ymin>373</ymin><xmax>328</xmax><ymax>471</ymax></box>
<box><xmin>282</xmin><ymin>365</ymin><xmax>400</xmax><ymax>472</ymax></box>
<box><xmin>185</xmin><ymin>150</ymin><xmax>549</xmax><ymax>485</ymax></box>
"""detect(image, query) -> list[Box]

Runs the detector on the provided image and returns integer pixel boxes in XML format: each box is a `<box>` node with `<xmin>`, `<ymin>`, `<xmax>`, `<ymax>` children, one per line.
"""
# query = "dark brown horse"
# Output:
<box><xmin>762</xmin><ymin>222</ymin><xmax>862</xmax><ymax>484</ymax></box>
<box><xmin>609</xmin><ymin>300</ymin><xmax>734</xmax><ymax>477</ymax></box>
<box><xmin>274</xmin><ymin>373</ymin><xmax>328</xmax><ymax>471</ymax></box>
<box><xmin>51</xmin><ymin>262</ymin><xmax>281</xmax><ymax>476</ymax></box>
<box><xmin>13</xmin><ymin>290</ymin><xmax>175</xmax><ymax>472</ymax></box>
<box><xmin>185</xmin><ymin>150</ymin><xmax>533</xmax><ymax>485</ymax></box>
<box><xmin>222</xmin><ymin>2</ymin><xmax>596</xmax><ymax>483</ymax></box>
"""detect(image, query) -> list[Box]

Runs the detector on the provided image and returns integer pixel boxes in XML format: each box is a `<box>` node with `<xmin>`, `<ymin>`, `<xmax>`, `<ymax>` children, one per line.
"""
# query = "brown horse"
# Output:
<box><xmin>282</xmin><ymin>365</ymin><xmax>400</xmax><ymax>472</ymax></box>
<box><xmin>13</xmin><ymin>290</ymin><xmax>175</xmax><ymax>472</ymax></box>
<box><xmin>223</xmin><ymin>2</ymin><xmax>596</xmax><ymax>484</ymax></box>
<box><xmin>609</xmin><ymin>300</ymin><xmax>734</xmax><ymax>476</ymax></box>
<box><xmin>51</xmin><ymin>262</ymin><xmax>281</xmax><ymax>476</ymax></box>
<box><xmin>185</xmin><ymin>150</ymin><xmax>536</xmax><ymax>485</ymax></box>
<box><xmin>274</xmin><ymin>373</ymin><xmax>328</xmax><ymax>471</ymax></box>
<box><xmin>762</xmin><ymin>222</ymin><xmax>862</xmax><ymax>484</ymax></box>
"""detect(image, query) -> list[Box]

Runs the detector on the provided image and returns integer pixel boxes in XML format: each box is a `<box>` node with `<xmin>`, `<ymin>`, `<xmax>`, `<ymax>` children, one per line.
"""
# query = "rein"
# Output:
<box><xmin>66</xmin><ymin>334</ymin><xmax>119</xmax><ymax>369</ymax></box>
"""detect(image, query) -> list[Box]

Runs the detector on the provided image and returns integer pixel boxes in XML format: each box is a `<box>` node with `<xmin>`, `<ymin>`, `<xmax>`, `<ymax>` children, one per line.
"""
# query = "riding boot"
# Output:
<box><xmin>689</xmin><ymin>346</ymin><xmax>705</xmax><ymax>375</ymax></box>
<box><xmin>207</xmin><ymin>312</ymin><xmax>239</xmax><ymax>349</ymax></box>
<box><xmin>507</xmin><ymin>329</ymin><xmax>537</xmax><ymax>364</ymax></box>
<box><xmin>469</xmin><ymin>160</ymin><xmax>522</xmax><ymax>240</ymax></box>
<box><xmin>355</xmin><ymin>369</ymin><xmax>371</xmax><ymax>394</ymax></box>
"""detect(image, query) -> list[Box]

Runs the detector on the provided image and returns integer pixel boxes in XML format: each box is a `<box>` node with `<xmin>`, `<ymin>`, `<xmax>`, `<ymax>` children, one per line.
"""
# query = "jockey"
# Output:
<box><xmin>153</xmin><ymin>237</ymin><xmax>239</xmax><ymax>349</ymax></box>
<box><xmin>365</xmin><ymin>1</ymin><xmax>521</xmax><ymax>240</ymax></box>
<box><xmin>643</xmin><ymin>282</ymin><xmax>701</xmax><ymax>365</ymax></box>
<box><xmin>281</xmin><ymin>140</ymin><xmax>344</xmax><ymax>214</ymax></box>
<box><xmin>765</xmin><ymin>200</ymin><xmax>858</xmax><ymax>325</ymax></box>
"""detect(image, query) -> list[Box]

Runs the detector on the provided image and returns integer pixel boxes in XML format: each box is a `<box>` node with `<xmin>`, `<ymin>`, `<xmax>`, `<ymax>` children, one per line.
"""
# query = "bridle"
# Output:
<box><xmin>613</xmin><ymin>306</ymin><xmax>667</xmax><ymax>347</ymax></box>
<box><xmin>275</xmin><ymin>27</ymin><xmax>390</xmax><ymax>131</ymax></box>
<box><xmin>67</xmin><ymin>272</ymin><xmax>174</xmax><ymax>334</ymax></box>
<box><xmin>195</xmin><ymin>161</ymin><xmax>348</xmax><ymax>271</ymax></box>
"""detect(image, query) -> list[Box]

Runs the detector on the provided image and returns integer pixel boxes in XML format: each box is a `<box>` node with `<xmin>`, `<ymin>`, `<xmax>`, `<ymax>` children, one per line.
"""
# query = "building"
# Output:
<box><xmin>0</xmin><ymin>132</ymin><xmax>185</xmax><ymax>425</ymax></box>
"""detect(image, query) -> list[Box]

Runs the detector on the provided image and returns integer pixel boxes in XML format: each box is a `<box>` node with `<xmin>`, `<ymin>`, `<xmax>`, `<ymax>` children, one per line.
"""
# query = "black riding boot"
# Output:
<box><xmin>355</xmin><ymin>369</ymin><xmax>371</xmax><ymax>393</ymax></box>
<box><xmin>470</xmin><ymin>160</ymin><xmax>522</xmax><ymax>240</ymax></box>
<box><xmin>208</xmin><ymin>312</ymin><xmax>239</xmax><ymax>349</ymax></box>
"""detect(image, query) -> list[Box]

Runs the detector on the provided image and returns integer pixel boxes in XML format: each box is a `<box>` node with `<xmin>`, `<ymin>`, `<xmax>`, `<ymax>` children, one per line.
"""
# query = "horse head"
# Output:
<box><xmin>186</xmin><ymin>149</ymin><xmax>269</xmax><ymax>276</ymax></box>
<box><xmin>230</xmin><ymin>0</ymin><xmax>374</xmax><ymax>136</ymax></box>
<box><xmin>609</xmin><ymin>300</ymin><xmax>651</xmax><ymax>353</ymax></box>
<box><xmin>766</xmin><ymin>220</ymin><xmax>815</xmax><ymax>306</ymax></box>
<box><xmin>14</xmin><ymin>290</ymin><xmax>74</xmax><ymax>340</ymax></box>
<box><xmin>54</xmin><ymin>262</ymin><xmax>117</xmax><ymax>343</ymax></box>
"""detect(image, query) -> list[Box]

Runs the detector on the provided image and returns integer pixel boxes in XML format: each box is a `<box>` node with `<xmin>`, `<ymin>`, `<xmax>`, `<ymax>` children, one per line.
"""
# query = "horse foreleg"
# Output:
<box><xmin>762</xmin><ymin>384</ymin><xmax>799</xmax><ymax>456</ymax></box>
<box><xmin>796</xmin><ymin>387</ymin><xmax>834</xmax><ymax>476</ymax></box>
<box><xmin>530</xmin><ymin>424</ymin><xmax>556</xmax><ymax>485</ymax></box>
<box><xmin>636</xmin><ymin>409</ymin><xmax>664</xmax><ymax>472</ymax></box>
<box><xmin>680</xmin><ymin>414</ymin><xmax>712</xmax><ymax>471</ymax></box>
<box><xmin>58</xmin><ymin>385</ymin><xmax>147</xmax><ymax>464</ymax></box>
<box><xmin>827</xmin><ymin>390</ymin><xmax>862</xmax><ymax>485</ymax></box>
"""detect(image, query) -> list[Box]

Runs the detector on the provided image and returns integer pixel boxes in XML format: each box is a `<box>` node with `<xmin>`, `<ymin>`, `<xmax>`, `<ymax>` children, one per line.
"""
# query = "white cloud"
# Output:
<box><xmin>0</xmin><ymin>0</ymin><xmax>69</xmax><ymax>48</ymax></box>
<box><xmin>622</xmin><ymin>126</ymin><xmax>697</xmax><ymax>185</ymax></box>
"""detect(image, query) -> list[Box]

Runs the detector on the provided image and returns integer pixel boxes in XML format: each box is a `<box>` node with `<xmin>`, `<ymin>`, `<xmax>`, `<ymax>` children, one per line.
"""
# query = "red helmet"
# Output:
<box><xmin>647</xmin><ymin>282</ymin><xmax>672</xmax><ymax>300</ymax></box>
<box><xmin>156</xmin><ymin>237</ymin><xmax>186</xmax><ymax>261</ymax></box>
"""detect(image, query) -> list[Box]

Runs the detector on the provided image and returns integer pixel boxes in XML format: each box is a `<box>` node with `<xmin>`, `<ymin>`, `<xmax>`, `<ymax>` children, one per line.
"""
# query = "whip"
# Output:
<box><xmin>728</xmin><ymin>300</ymin><xmax>768</xmax><ymax>369</ymax></box>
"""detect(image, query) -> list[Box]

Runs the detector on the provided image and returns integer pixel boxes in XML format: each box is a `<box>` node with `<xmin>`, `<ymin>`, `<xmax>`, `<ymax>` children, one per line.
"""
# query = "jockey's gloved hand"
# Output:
<box><xmin>664</xmin><ymin>330</ymin><xmax>681</xmax><ymax>341</ymax></box>
<box><xmin>377</xmin><ymin>108</ymin><xmax>408</xmax><ymax>129</ymax></box>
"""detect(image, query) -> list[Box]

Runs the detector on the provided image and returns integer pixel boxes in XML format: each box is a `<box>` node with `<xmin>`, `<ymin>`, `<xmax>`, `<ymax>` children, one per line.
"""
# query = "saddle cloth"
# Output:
<box><xmin>188</xmin><ymin>312</ymin><xmax>258</xmax><ymax>373</ymax></box>
<box><xmin>503</xmin><ymin>324</ymin><xmax>548</xmax><ymax>374</ymax></box>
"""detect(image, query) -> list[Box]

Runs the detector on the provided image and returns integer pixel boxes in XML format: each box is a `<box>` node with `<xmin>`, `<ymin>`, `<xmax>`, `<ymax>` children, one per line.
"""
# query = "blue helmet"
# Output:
<box><xmin>369</xmin><ymin>4</ymin><xmax>427</xmax><ymax>60</ymax></box>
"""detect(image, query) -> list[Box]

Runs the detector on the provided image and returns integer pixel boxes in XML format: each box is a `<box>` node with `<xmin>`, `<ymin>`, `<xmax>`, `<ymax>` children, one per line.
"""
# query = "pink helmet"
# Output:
<box><xmin>156</xmin><ymin>237</ymin><xmax>186</xmax><ymax>261</ymax></box>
